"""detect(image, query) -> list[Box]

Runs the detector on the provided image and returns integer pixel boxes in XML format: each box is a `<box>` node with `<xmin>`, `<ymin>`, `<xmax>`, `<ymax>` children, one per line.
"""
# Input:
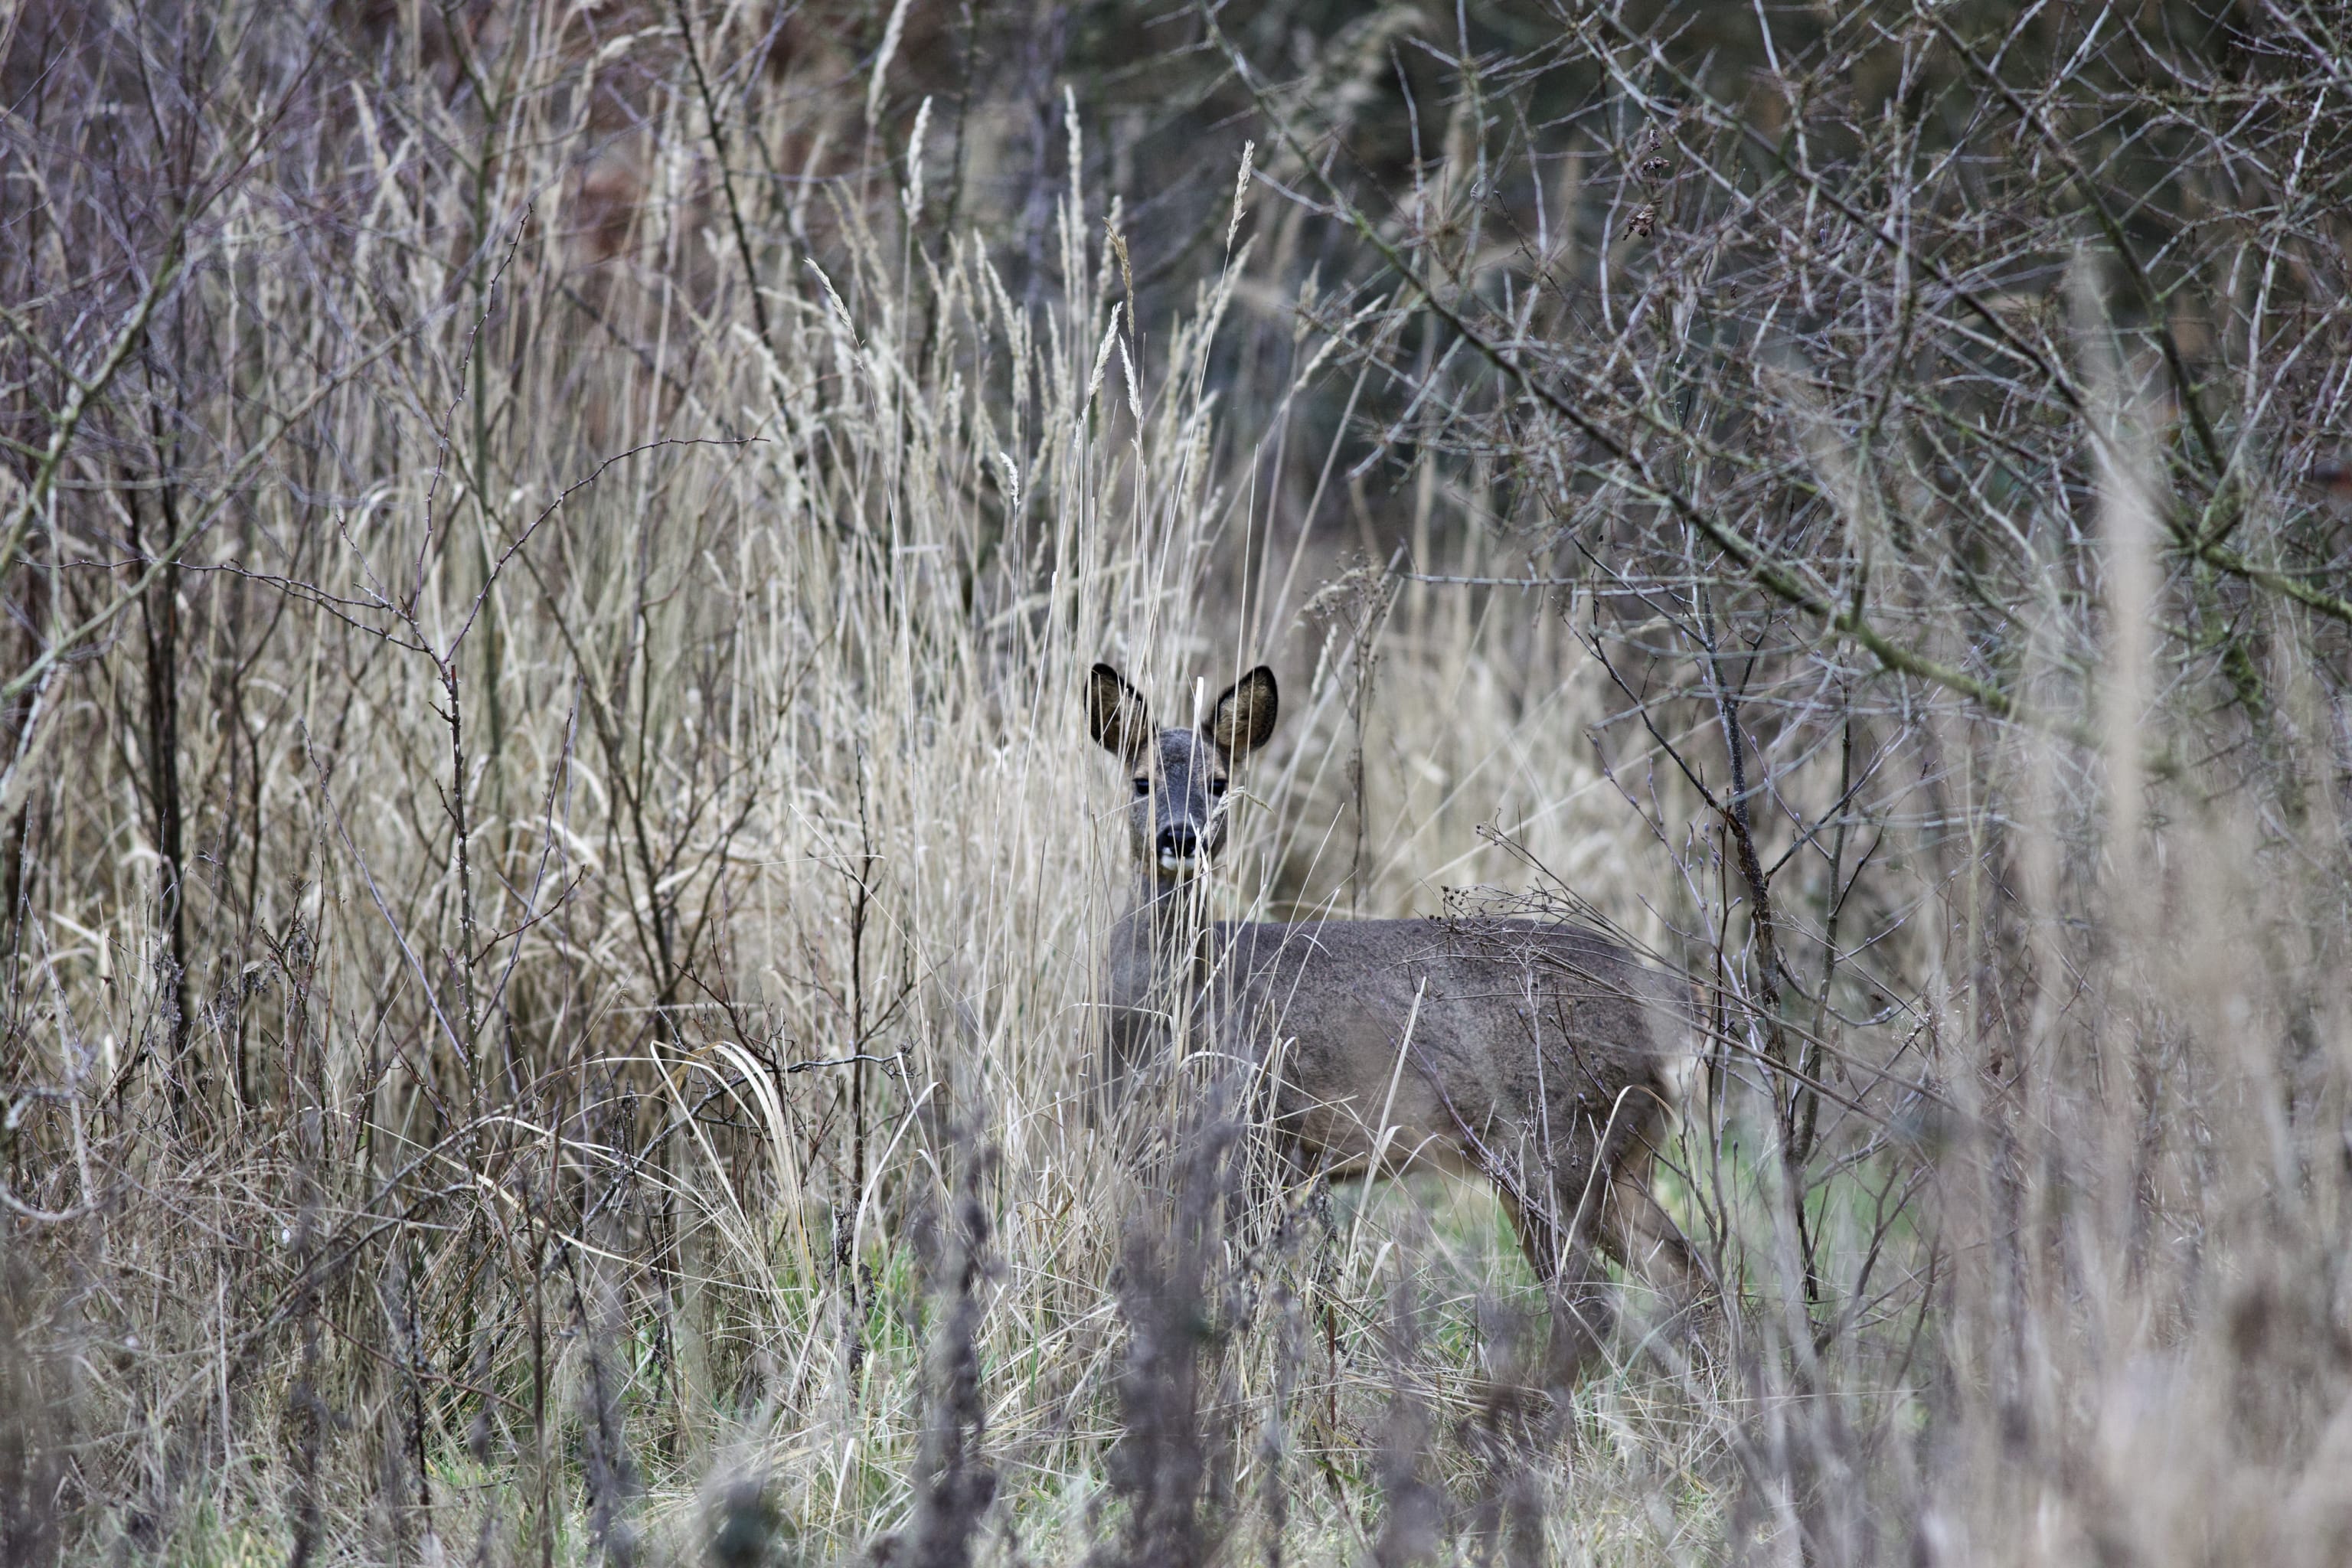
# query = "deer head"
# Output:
<box><xmin>1088</xmin><ymin>662</ymin><xmax>1279</xmax><ymax>885</ymax></box>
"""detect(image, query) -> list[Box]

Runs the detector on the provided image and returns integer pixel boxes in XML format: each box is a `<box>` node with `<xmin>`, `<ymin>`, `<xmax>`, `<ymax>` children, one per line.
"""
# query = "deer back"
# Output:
<box><xmin>1194</xmin><ymin>914</ymin><xmax>1692</xmax><ymax>1184</ymax></box>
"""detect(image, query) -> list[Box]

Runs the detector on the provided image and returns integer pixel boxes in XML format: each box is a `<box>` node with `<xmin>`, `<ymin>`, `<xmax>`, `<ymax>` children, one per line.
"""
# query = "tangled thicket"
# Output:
<box><xmin>3</xmin><ymin>2</ymin><xmax>2349</xmax><ymax>1563</ymax></box>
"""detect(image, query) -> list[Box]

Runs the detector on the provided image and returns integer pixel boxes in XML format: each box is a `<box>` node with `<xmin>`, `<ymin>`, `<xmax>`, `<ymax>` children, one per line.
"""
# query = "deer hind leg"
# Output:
<box><xmin>1493</xmin><ymin>1104</ymin><xmax>1710</xmax><ymax>1386</ymax></box>
<box><xmin>1593</xmin><ymin>1110</ymin><xmax>1714</xmax><ymax>1355</ymax></box>
<box><xmin>1494</xmin><ymin>1172</ymin><xmax>1618</xmax><ymax>1388</ymax></box>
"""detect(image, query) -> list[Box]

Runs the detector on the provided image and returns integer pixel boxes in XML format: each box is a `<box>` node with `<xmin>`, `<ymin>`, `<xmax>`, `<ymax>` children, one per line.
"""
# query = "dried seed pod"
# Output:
<box><xmin>1625</xmin><ymin>203</ymin><xmax>1657</xmax><ymax>239</ymax></box>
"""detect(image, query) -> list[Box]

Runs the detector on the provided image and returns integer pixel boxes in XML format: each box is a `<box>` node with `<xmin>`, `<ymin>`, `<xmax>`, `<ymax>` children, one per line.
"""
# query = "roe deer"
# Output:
<box><xmin>1088</xmin><ymin>660</ymin><xmax>1704</xmax><ymax>1376</ymax></box>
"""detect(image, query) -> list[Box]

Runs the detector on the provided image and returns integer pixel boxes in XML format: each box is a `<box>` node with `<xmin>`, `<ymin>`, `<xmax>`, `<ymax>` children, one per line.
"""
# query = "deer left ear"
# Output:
<box><xmin>1089</xmin><ymin>662</ymin><xmax>1153</xmax><ymax>762</ymax></box>
<box><xmin>1205</xmin><ymin>666</ymin><xmax>1279</xmax><ymax>758</ymax></box>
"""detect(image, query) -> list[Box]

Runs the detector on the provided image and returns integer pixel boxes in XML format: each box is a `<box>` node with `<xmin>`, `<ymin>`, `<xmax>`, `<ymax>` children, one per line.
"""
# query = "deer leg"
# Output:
<box><xmin>1446</xmin><ymin>1099</ymin><xmax>1626</xmax><ymax>1387</ymax></box>
<box><xmin>1497</xmin><ymin>1178</ymin><xmax>1615</xmax><ymax>1387</ymax></box>
<box><xmin>1588</xmin><ymin>1114</ymin><xmax>1720</xmax><ymax>1384</ymax></box>
<box><xmin>1599</xmin><ymin>1140</ymin><xmax>1705</xmax><ymax>1294</ymax></box>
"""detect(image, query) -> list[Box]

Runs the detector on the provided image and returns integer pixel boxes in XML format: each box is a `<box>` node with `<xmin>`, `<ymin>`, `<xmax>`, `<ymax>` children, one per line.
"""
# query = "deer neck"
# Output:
<box><xmin>1106</xmin><ymin>872</ymin><xmax>1211</xmax><ymax>1018</ymax></box>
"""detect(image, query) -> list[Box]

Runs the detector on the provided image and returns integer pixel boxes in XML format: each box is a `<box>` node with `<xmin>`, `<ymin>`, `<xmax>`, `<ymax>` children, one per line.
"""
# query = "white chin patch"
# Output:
<box><xmin>1158</xmin><ymin>853</ymin><xmax>1198</xmax><ymax>874</ymax></box>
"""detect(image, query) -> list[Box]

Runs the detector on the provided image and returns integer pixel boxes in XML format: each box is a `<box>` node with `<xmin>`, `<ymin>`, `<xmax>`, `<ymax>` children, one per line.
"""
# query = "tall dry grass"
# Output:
<box><xmin>3</xmin><ymin>2</ymin><xmax>2349</xmax><ymax>1565</ymax></box>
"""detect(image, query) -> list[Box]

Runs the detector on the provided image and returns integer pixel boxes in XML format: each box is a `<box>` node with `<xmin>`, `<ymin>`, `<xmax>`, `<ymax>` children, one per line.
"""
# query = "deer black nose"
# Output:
<box><xmin>1158</xmin><ymin>822</ymin><xmax>1200</xmax><ymax>859</ymax></box>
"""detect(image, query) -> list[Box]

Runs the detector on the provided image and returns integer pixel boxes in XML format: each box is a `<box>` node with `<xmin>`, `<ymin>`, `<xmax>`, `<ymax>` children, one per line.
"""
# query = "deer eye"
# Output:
<box><xmin>1132</xmin><ymin>778</ymin><xmax>1151</xmax><ymax>798</ymax></box>
<box><xmin>1208</xmin><ymin>777</ymin><xmax>1228</xmax><ymax>796</ymax></box>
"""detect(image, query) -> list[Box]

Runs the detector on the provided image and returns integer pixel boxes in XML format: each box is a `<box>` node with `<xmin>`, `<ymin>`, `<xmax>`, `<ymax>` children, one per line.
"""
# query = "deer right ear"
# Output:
<box><xmin>1207</xmin><ymin>665</ymin><xmax>1279</xmax><ymax>758</ymax></box>
<box><xmin>1088</xmin><ymin>663</ymin><xmax>1152</xmax><ymax>761</ymax></box>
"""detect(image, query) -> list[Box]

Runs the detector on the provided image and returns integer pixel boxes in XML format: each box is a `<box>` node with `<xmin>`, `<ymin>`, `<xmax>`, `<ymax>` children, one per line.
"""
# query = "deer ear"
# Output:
<box><xmin>1206</xmin><ymin>666</ymin><xmax>1279</xmax><ymax>758</ymax></box>
<box><xmin>1088</xmin><ymin>663</ymin><xmax>1152</xmax><ymax>761</ymax></box>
